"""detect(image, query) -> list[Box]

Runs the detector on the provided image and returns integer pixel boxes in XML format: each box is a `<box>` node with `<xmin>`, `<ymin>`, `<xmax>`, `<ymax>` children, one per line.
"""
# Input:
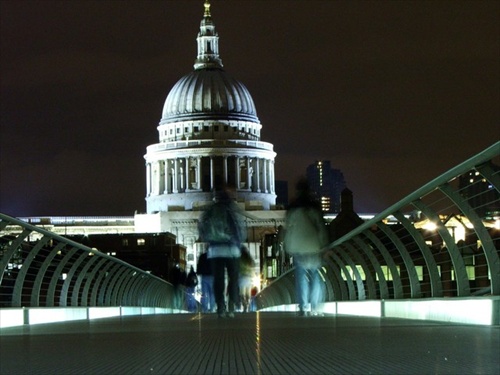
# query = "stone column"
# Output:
<box><xmin>256</xmin><ymin>157</ymin><xmax>261</xmax><ymax>193</ymax></box>
<box><xmin>173</xmin><ymin>158</ymin><xmax>179</xmax><ymax>193</ymax></box>
<box><xmin>236</xmin><ymin>156</ymin><xmax>240</xmax><ymax>189</ymax></box>
<box><xmin>197</xmin><ymin>157</ymin><xmax>201</xmax><ymax>190</ymax></box>
<box><xmin>247</xmin><ymin>157</ymin><xmax>251</xmax><ymax>190</ymax></box>
<box><xmin>263</xmin><ymin>158</ymin><xmax>268</xmax><ymax>193</ymax></box>
<box><xmin>152</xmin><ymin>161</ymin><xmax>159</xmax><ymax>195</ymax></box>
<box><xmin>270</xmin><ymin>160</ymin><xmax>275</xmax><ymax>193</ymax></box>
<box><xmin>179</xmin><ymin>160</ymin><xmax>185</xmax><ymax>191</ymax></box>
<box><xmin>185</xmin><ymin>157</ymin><xmax>190</xmax><ymax>191</ymax></box>
<box><xmin>146</xmin><ymin>163</ymin><xmax>151</xmax><ymax>197</ymax></box>
<box><xmin>223</xmin><ymin>156</ymin><xmax>228</xmax><ymax>185</ymax></box>
<box><xmin>210</xmin><ymin>156</ymin><xmax>214</xmax><ymax>191</ymax></box>
<box><xmin>164</xmin><ymin>160</ymin><xmax>169</xmax><ymax>194</ymax></box>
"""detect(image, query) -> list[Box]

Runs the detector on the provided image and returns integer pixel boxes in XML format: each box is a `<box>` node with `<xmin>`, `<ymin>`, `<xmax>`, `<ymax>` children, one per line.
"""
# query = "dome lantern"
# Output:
<box><xmin>194</xmin><ymin>0</ymin><xmax>223</xmax><ymax>70</ymax></box>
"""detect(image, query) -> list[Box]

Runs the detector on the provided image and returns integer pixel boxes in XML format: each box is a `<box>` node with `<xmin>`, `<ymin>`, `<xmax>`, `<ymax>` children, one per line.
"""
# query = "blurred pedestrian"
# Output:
<box><xmin>239</xmin><ymin>246</ymin><xmax>255</xmax><ymax>312</ymax></box>
<box><xmin>197</xmin><ymin>248</ymin><xmax>215</xmax><ymax>313</ymax></box>
<box><xmin>171</xmin><ymin>262</ymin><xmax>186</xmax><ymax>310</ymax></box>
<box><xmin>198</xmin><ymin>188</ymin><xmax>246</xmax><ymax>318</ymax></box>
<box><xmin>185</xmin><ymin>265</ymin><xmax>198</xmax><ymax>312</ymax></box>
<box><xmin>284</xmin><ymin>178</ymin><xmax>328</xmax><ymax>316</ymax></box>
<box><xmin>239</xmin><ymin>246</ymin><xmax>255</xmax><ymax>313</ymax></box>
<box><xmin>250</xmin><ymin>286</ymin><xmax>258</xmax><ymax>312</ymax></box>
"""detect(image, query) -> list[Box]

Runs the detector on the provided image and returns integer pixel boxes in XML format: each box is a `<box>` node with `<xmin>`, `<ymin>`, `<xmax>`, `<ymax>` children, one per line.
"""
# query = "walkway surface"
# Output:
<box><xmin>1</xmin><ymin>312</ymin><xmax>499</xmax><ymax>375</ymax></box>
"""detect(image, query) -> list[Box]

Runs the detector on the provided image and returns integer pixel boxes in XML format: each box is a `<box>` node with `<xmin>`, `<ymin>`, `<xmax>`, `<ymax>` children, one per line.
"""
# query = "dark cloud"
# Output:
<box><xmin>1</xmin><ymin>0</ymin><xmax>498</xmax><ymax>216</ymax></box>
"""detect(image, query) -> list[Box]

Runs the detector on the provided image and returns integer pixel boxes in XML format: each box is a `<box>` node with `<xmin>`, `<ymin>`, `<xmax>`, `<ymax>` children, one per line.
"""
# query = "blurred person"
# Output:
<box><xmin>284</xmin><ymin>178</ymin><xmax>329</xmax><ymax>316</ymax></box>
<box><xmin>185</xmin><ymin>265</ymin><xmax>198</xmax><ymax>312</ymax></box>
<box><xmin>171</xmin><ymin>262</ymin><xmax>186</xmax><ymax>310</ymax></box>
<box><xmin>250</xmin><ymin>286</ymin><xmax>258</xmax><ymax>312</ymax></box>
<box><xmin>197</xmin><ymin>248</ymin><xmax>215</xmax><ymax>313</ymax></box>
<box><xmin>198</xmin><ymin>188</ymin><xmax>246</xmax><ymax>318</ymax></box>
<box><xmin>239</xmin><ymin>246</ymin><xmax>255</xmax><ymax>313</ymax></box>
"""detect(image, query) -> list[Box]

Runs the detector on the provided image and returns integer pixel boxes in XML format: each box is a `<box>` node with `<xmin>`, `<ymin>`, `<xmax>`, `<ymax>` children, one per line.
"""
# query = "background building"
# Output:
<box><xmin>65</xmin><ymin>232</ymin><xmax>186</xmax><ymax>283</ymax></box>
<box><xmin>458</xmin><ymin>163</ymin><xmax>500</xmax><ymax>219</ymax></box>
<box><xmin>306</xmin><ymin>160</ymin><xmax>346</xmax><ymax>213</ymax></box>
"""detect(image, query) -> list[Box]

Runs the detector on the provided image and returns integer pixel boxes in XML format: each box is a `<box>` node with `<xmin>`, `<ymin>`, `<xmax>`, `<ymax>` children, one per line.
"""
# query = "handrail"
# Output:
<box><xmin>0</xmin><ymin>213</ymin><xmax>179</xmax><ymax>309</ymax></box>
<box><xmin>256</xmin><ymin>142</ymin><xmax>500</xmax><ymax>310</ymax></box>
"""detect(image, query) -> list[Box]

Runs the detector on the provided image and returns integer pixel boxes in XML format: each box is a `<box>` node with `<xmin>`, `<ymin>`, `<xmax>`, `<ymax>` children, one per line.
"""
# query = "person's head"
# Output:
<box><xmin>295</xmin><ymin>177</ymin><xmax>310</xmax><ymax>196</ymax></box>
<box><xmin>215</xmin><ymin>189</ymin><xmax>230</xmax><ymax>202</ymax></box>
<box><xmin>292</xmin><ymin>177</ymin><xmax>320</xmax><ymax>208</ymax></box>
<box><xmin>214</xmin><ymin>187</ymin><xmax>236</xmax><ymax>204</ymax></box>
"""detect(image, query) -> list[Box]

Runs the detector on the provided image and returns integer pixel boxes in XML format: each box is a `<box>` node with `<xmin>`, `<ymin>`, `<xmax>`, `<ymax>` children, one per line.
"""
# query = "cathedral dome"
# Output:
<box><xmin>160</xmin><ymin>68</ymin><xmax>259</xmax><ymax>124</ymax></box>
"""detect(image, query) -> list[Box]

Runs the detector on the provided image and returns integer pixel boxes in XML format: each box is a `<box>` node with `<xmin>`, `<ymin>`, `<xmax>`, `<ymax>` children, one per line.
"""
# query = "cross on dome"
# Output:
<box><xmin>204</xmin><ymin>0</ymin><xmax>211</xmax><ymax>18</ymax></box>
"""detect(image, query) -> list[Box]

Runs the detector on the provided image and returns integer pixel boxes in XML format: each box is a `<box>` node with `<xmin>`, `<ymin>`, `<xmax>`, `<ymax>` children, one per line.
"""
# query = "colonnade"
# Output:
<box><xmin>146</xmin><ymin>155</ymin><xmax>275</xmax><ymax>197</ymax></box>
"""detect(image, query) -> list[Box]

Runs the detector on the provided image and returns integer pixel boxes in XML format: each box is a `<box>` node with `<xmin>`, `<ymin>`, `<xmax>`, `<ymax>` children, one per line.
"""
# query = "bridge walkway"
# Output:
<box><xmin>1</xmin><ymin>312</ymin><xmax>498</xmax><ymax>375</ymax></box>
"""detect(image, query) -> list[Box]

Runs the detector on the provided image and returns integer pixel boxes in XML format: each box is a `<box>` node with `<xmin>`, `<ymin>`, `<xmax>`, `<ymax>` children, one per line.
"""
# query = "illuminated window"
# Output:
<box><xmin>137</xmin><ymin>238</ymin><xmax>145</xmax><ymax>246</ymax></box>
<box><xmin>341</xmin><ymin>265</ymin><xmax>366</xmax><ymax>281</ymax></box>
<box><xmin>267</xmin><ymin>265</ymin><xmax>272</xmax><ymax>278</ymax></box>
<box><xmin>450</xmin><ymin>266</ymin><xmax>476</xmax><ymax>281</ymax></box>
<box><xmin>415</xmin><ymin>265</ymin><xmax>424</xmax><ymax>281</ymax></box>
<box><xmin>466</xmin><ymin>266</ymin><xmax>475</xmax><ymax>280</ymax></box>
<box><xmin>376</xmin><ymin>265</ymin><xmax>400</xmax><ymax>281</ymax></box>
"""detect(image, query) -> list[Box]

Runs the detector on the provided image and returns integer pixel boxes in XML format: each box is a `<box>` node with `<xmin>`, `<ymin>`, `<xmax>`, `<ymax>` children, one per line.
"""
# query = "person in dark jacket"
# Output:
<box><xmin>198</xmin><ymin>188</ymin><xmax>246</xmax><ymax>318</ymax></box>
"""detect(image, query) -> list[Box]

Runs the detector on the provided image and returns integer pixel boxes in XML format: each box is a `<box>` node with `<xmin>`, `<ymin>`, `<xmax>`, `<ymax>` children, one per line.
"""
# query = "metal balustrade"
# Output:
<box><xmin>256</xmin><ymin>142</ymin><xmax>500</xmax><ymax>311</ymax></box>
<box><xmin>1</xmin><ymin>143</ymin><xmax>498</xmax><ymax>325</ymax></box>
<box><xmin>0</xmin><ymin>214</ymin><xmax>176</xmax><ymax>309</ymax></box>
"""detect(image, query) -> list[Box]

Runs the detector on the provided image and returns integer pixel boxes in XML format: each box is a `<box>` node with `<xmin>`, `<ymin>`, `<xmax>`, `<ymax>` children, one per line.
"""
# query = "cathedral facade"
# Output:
<box><xmin>136</xmin><ymin>1</ymin><xmax>285</xmax><ymax>273</ymax></box>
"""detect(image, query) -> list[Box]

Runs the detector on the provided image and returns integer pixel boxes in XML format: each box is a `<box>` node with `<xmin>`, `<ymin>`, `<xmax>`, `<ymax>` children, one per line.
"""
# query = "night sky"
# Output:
<box><xmin>1</xmin><ymin>0</ymin><xmax>498</xmax><ymax>217</ymax></box>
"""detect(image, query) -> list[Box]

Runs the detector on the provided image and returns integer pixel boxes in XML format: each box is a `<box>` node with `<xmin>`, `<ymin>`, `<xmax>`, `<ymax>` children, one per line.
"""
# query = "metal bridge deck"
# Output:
<box><xmin>1</xmin><ymin>312</ymin><xmax>498</xmax><ymax>375</ymax></box>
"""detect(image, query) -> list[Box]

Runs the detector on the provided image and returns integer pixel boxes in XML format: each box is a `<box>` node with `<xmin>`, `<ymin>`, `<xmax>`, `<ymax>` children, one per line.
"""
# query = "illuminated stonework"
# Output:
<box><xmin>145</xmin><ymin>1</ymin><xmax>276</xmax><ymax>212</ymax></box>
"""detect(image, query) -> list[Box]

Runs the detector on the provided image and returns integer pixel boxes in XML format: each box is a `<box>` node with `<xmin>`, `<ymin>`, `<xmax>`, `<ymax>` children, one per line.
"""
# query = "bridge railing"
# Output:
<box><xmin>256</xmin><ymin>142</ymin><xmax>500</xmax><ymax>315</ymax></box>
<box><xmin>0</xmin><ymin>213</ymin><xmax>176</xmax><ymax>310</ymax></box>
